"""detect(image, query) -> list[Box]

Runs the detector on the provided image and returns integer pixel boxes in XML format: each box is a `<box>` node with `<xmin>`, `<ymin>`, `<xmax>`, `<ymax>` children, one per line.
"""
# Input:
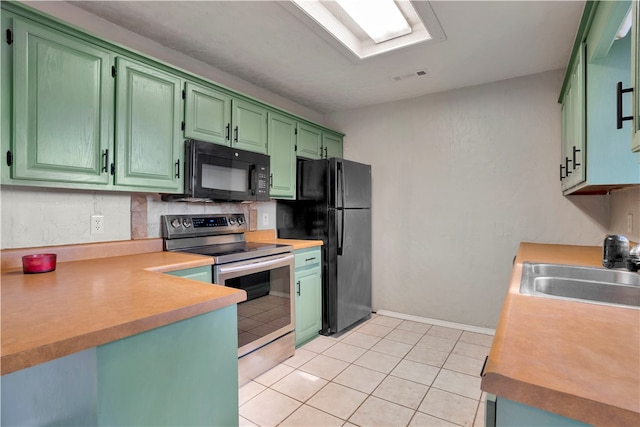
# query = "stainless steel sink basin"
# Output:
<box><xmin>520</xmin><ymin>263</ymin><xmax>640</xmax><ymax>309</ymax></box>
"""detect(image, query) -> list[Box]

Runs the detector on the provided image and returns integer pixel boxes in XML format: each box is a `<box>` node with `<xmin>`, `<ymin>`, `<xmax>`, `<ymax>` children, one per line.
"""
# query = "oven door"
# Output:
<box><xmin>214</xmin><ymin>253</ymin><xmax>294</xmax><ymax>358</ymax></box>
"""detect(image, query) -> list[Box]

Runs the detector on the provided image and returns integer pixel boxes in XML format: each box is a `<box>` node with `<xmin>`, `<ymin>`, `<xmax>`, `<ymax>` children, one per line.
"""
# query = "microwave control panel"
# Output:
<box><xmin>256</xmin><ymin>165</ymin><xmax>269</xmax><ymax>199</ymax></box>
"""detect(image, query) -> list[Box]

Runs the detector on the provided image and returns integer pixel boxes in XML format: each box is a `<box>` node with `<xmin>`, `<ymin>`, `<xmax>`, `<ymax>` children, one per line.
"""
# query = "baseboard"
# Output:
<box><xmin>375</xmin><ymin>309</ymin><xmax>496</xmax><ymax>336</ymax></box>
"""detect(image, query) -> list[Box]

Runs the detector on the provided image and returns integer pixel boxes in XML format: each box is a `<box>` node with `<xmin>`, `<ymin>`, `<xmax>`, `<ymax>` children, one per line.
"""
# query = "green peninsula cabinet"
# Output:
<box><xmin>294</xmin><ymin>247</ymin><xmax>322</xmax><ymax>347</ymax></box>
<box><xmin>1</xmin><ymin>306</ymin><xmax>239</xmax><ymax>427</ymax></box>
<box><xmin>165</xmin><ymin>265</ymin><xmax>212</xmax><ymax>282</ymax></box>
<box><xmin>268</xmin><ymin>111</ymin><xmax>297</xmax><ymax>199</ymax></box>
<box><xmin>10</xmin><ymin>17</ymin><xmax>114</xmax><ymax>185</ymax></box>
<box><xmin>486</xmin><ymin>395</ymin><xmax>589</xmax><ymax>427</ymax></box>
<box><xmin>114</xmin><ymin>56</ymin><xmax>184</xmax><ymax>192</ymax></box>
<box><xmin>183</xmin><ymin>81</ymin><xmax>232</xmax><ymax>146</ymax></box>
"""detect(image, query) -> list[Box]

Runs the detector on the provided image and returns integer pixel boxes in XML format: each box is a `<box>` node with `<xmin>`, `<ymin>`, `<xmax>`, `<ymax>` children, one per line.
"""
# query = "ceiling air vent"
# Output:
<box><xmin>392</xmin><ymin>68</ymin><xmax>429</xmax><ymax>81</ymax></box>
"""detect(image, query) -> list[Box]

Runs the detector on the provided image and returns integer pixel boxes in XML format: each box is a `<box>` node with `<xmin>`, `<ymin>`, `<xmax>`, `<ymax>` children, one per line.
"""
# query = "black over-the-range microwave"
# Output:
<box><xmin>162</xmin><ymin>140</ymin><xmax>270</xmax><ymax>203</ymax></box>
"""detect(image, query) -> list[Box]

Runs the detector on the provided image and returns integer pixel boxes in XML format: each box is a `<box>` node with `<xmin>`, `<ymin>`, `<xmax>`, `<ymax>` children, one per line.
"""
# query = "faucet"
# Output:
<box><xmin>603</xmin><ymin>235</ymin><xmax>639</xmax><ymax>272</ymax></box>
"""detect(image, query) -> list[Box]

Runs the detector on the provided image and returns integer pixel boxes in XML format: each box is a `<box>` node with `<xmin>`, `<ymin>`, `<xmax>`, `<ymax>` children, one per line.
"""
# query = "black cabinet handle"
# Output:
<box><xmin>565</xmin><ymin>156</ymin><xmax>572</xmax><ymax>175</ymax></box>
<box><xmin>616</xmin><ymin>81</ymin><xmax>634</xmax><ymax>129</ymax></box>
<box><xmin>296</xmin><ymin>280</ymin><xmax>301</xmax><ymax>296</ymax></box>
<box><xmin>560</xmin><ymin>164</ymin><xmax>565</xmax><ymax>181</ymax></box>
<box><xmin>305</xmin><ymin>257</ymin><xmax>316</xmax><ymax>262</ymax></box>
<box><xmin>226</xmin><ymin>123</ymin><xmax>230</xmax><ymax>141</ymax></box>
<box><xmin>102</xmin><ymin>149</ymin><xmax>109</xmax><ymax>173</ymax></box>
<box><xmin>234</xmin><ymin>126</ymin><xmax>239</xmax><ymax>143</ymax></box>
<box><xmin>572</xmin><ymin>146</ymin><xmax>581</xmax><ymax>169</ymax></box>
<box><xmin>174</xmin><ymin>160</ymin><xmax>180</xmax><ymax>178</ymax></box>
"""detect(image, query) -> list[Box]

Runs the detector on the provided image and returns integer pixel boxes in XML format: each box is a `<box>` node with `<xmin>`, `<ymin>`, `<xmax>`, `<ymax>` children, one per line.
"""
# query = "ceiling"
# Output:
<box><xmin>68</xmin><ymin>1</ymin><xmax>585</xmax><ymax>114</ymax></box>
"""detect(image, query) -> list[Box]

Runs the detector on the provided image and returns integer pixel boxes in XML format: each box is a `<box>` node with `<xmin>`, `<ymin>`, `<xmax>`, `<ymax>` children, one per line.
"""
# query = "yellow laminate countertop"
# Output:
<box><xmin>1</xmin><ymin>248</ymin><xmax>246</xmax><ymax>375</ymax></box>
<box><xmin>481</xmin><ymin>242</ymin><xmax>639</xmax><ymax>426</ymax></box>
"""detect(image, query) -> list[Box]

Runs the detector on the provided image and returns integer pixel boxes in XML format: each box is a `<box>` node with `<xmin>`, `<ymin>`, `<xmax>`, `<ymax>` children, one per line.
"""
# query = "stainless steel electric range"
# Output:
<box><xmin>162</xmin><ymin>213</ymin><xmax>295</xmax><ymax>385</ymax></box>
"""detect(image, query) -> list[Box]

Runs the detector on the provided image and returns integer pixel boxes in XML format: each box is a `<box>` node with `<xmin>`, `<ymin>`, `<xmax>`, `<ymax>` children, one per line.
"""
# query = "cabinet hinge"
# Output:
<box><xmin>6</xmin><ymin>150</ymin><xmax>13</xmax><ymax>166</ymax></box>
<box><xmin>295</xmin><ymin>128</ymin><xmax>298</xmax><ymax>135</ymax></box>
<box><xmin>294</xmin><ymin>144</ymin><xmax>297</xmax><ymax>152</ymax></box>
<box><xmin>111</xmin><ymin>66</ymin><xmax>116</xmax><ymax>78</ymax></box>
<box><xmin>181</xmin><ymin>121</ymin><xmax>185</xmax><ymax>131</ymax></box>
<box><xmin>110</xmin><ymin>163</ymin><xmax>115</xmax><ymax>175</ymax></box>
<box><xmin>182</xmin><ymin>89</ymin><xmax>186</xmax><ymax>100</ymax></box>
<box><xmin>6</xmin><ymin>29</ymin><xmax>13</xmax><ymax>45</ymax></box>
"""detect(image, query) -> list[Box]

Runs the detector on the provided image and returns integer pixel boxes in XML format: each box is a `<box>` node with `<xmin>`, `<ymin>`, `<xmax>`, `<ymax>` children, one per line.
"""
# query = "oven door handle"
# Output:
<box><xmin>215</xmin><ymin>253</ymin><xmax>293</xmax><ymax>277</ymax></box>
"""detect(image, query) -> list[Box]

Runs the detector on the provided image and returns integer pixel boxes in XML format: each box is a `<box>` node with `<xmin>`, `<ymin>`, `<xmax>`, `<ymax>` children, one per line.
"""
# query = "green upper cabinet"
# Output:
<box><xmin>183</xmin><ymin>81</ymin><xmax>231</xmax><ymax>146</ymax></box>
<box><xmin>231</xmin><ymin>99</ymin><xmax>268</xmax><ymax>154</ymax></box>
<box><xmin>11</xmin><ymin>18</ymin><xmax>113</xmax><ymax>184</ymax></box>
<box><xmin>114</xmin><ymin>56</ymin><xmax>184</xmax><ymax>192</ymax></box>
<box><xmin>560</xmin><ymin>0</ymin><xmax>640</xmax><ymax>195</ymax></box>
<box><xmin>631</xmin><ymin>0</ymin><xmax>640</xmax><ymax>152</ymax></box>
<box><xmin>268</xmin><ymin>112</ymin><xmax>297</xmax><ymax>199</ymax></box>
<box><xmin>322</xmin><ymin>131</ymin><xmax>343</xmax><ymax>159</ymax></box>
<box><xmin>560</xmin><ymin>43</ymin><xmax>585</xmax><ymax>192</ymax></box>
<box><xmin>297</xmin><ymin>122</ymin><xmax>323</xmax><ymax>159</ymax></box>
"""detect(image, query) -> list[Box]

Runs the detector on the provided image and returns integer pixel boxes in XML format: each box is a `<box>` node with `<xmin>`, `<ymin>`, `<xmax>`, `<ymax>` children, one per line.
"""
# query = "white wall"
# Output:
<box><xmin>325</xmin><ymin>70</ymin><xmax>613</xmax><ymax>328</ymax></box>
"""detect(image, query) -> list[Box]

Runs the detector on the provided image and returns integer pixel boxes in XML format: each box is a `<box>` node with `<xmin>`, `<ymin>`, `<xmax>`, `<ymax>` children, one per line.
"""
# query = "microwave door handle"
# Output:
<box><xmin>248</xmin><ymin>165</ymin><xmax>256</xmax><ymax>195</ymax></box>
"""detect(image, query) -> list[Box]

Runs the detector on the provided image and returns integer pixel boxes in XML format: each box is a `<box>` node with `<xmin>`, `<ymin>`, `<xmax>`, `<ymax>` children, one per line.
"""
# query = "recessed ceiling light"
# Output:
<box><xmin>335</xmin><ymin>0</ymin><xmax>411</xmax><ymax>44</ymax></box>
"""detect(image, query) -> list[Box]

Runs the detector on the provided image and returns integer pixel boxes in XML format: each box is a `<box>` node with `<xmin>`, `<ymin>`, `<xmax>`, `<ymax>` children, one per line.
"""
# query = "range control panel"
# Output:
<box><xmin>162</xmin><ymin>214</ymin><xmax>247</xmax><ymax>239</ymax></box>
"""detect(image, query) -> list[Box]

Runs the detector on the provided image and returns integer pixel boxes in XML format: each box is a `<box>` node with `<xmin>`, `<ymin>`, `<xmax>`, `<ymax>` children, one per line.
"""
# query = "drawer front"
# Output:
<box><xmin>295</xmin><ymin>248</ymin><xmax>321</xmax><ymax>269</ymax></box>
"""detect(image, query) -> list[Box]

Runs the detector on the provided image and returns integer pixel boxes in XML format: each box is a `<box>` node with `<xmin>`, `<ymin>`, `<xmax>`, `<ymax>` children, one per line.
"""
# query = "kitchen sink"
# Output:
<box><xmin>520</xmin><ymin>263</ymin><xmax>640</xmax><ymax>309</ymax></box>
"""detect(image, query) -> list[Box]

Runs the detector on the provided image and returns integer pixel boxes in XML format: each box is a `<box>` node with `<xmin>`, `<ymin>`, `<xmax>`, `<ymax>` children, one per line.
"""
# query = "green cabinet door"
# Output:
<box><xmin>561</xmin><ymin>43</ymin><xmax>586</xmax><ymax>192</ymax></box>
<box><xmin>632</xmin><ymin>0</ymin><xmax>640</xmax><ymax>152</ymax></box>
<box><xmin>114</xmin><ymin>57</ymin><xmax>183</xmax><ymax>192</ymax></box>
<box><xmin>268</xmin><ymin>112</ymin><xmax>296</xmax><ymax>199</ymax></box>
<box><xmin>12</xmin><ymin>18</ymin><xmax>113</xmax><ymax>184</ymax></box>
<box><xmin>297</xmin><ymin>122</ymin><xmax>323</xmax><ymax>159</ymax></box>
<box><xmin>322</xmin><ymin>132</ymin><xmax>343</xmax><ymax>159</ymax></box>
<box><xmin>184</xmin><ymin>81</ymin><xmax>231</xmax><ymax>146</ymax></box>
<box><xmin>231</xmin><ymin>98</ymin><xmax>268</xmax><ymax>154</ymax></box>
<box><xmin>294</xmin><ymin>248</ymin><xmax>322</xmax><ymax>347</ymax></box>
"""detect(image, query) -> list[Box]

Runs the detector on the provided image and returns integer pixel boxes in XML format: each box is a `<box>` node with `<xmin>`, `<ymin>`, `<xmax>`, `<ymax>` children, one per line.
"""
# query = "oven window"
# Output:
<box><xmin>231</xmin><ymin>265</ymin><xmax>291</xmax><ymax>349</ymax></box>
<box><xmin>201</xmin><ymin>163</ymin><xmax>248</xmax><ymax>192</ymax></box>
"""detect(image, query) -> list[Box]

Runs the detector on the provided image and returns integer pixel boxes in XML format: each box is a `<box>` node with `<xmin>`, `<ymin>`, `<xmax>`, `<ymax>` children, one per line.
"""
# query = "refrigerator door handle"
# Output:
<box><xmin>338</xmin><ymin>160</ymin><xmax>345</xmax><ymax>256</ymax></box>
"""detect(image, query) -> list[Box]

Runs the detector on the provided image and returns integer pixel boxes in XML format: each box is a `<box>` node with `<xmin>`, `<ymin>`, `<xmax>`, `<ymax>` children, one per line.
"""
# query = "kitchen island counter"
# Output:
<box><xmin>481</xmin><ymin>242</ymin><xmax>639</xmax><ymax>425</ymax></box>
<box><xmin>1</xmin><ymin>241</ymin><xmax>245</xmax><ymax>375</ymax></box>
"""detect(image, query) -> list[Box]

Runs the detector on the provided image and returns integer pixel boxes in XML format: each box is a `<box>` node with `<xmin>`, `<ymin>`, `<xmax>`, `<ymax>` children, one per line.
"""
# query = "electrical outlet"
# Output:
<box><xmin>91</xmin><ymin>215</ymin><xmax>104</xmax><ymax>235</ymax></box>
<box><xmin>262</xmin><ymin>213</ymin><xmax>269</xmax><ymax>226</ymax></box>
<box><xmin>628</xmin><ymin>213</ymin><xmax>634</xmax><ymax>233</ymax></box>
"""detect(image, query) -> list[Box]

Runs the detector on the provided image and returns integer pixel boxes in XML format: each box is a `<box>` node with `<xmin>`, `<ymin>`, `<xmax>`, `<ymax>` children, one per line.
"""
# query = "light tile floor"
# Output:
<box><xmin>239</xmin><ymin>314</ymin><xmax>493</xmax><ymax>427</ymax></box>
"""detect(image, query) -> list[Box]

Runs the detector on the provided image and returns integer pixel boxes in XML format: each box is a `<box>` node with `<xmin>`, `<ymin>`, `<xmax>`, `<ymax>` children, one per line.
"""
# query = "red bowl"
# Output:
<box><xmin>22</xmin><ymin>254</ymin><xmax>57</xmax><ymax>274</ymax></box>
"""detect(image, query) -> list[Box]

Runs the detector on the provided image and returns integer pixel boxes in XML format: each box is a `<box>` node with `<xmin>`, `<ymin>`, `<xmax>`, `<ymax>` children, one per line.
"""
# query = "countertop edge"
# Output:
<box><xmin>1</xmin><ymin>292</ymin><xmax>244</xmax><ymax>376</ymax></box>
<box><xmin>482</xmin><ymin>373</ymin><xmax>639</xmax><ymax>426</ymax></box>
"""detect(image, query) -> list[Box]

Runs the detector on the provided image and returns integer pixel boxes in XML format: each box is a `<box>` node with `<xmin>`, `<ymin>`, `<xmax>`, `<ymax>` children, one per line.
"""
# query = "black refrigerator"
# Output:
<box><xmin>277</xmin><ymin>158</ymin><xmax>372</xmax><ymax>335</ymax></box>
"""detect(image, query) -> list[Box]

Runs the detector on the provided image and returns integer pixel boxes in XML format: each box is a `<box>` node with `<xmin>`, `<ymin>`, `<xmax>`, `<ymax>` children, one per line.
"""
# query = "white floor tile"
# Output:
<box><xmin>271</xmin><ymin>370</ymin><xmax>328</xmax><ymax>402</ymax></box>
<box><xmin>333</xmin><ymin>364</ymin><xmax>386</xmax><ymax>394</ymax></box>
<box><xmin>340</xmin><ymin>331</ymin><xmax>382</xmax><ymax>349</ymax></box>
<box><xmin>416</xmin><ymin>334</ymin><xmax>457</xmax><ymax>353</ymax></box>
<box><xmin>253</xmin><ymin>363</ymin><xmax>295</xmax><ymax>387</ymax></box>
<box><xmin>390</xmin><ymin>359</ymin><xmax>440</xmax><ymax>386</ymax></box>
<box><xmin>239</xmin><ymin>388</ymin><xmax>301</xmax><ymax>426</ymax></box>
<box><xmin>357</xmin><ymin>322</ymin><xmax>394</xmax><ymax>338</ymax></box>
<box><xmin>418</xmin><ymin>388</ymin><xmax>478</xmax><ymax>427</ymax></box>
<box><xmin>302</xmin><ymin>336</ymin><xmax>337</xmax><ymax>353</ymax></box>
<box><xmin>385</xmin><ymin>328</ymin><xmax>424</xmax><ymax>345</ymax></box>
<box><xmin>239</xmin><ymin>381</ymin><xmax>266</xmax><ymax>405</ymax></box>
<box><xmin>397</xmin><ymin>320</ymin><xmax>432</xmax><ymax>335</ymax></box>
<box><xmin>321</xmin><ymin>342</ymin><xmax>368</xmax><ymax>363</ymax></box>
<box><xmin>432</xmin><ymin>369</ymin><xmax>482</xmax><ymax>400</ymax></box>
<box><xmin>280</xmin><ymin>404</ymin><xmax>344</xmax><ymax>427</ymax></box>
<box><xmin>299</xmin><ymin>354</ymin><xmax>350</xmax><ymax>380</ymax></box>
<box><xmin>349</xmin><ymin>395</ymin><xmax>415</xmax><ymax>426</ymax></box>
<box><xmin>306</xmin><ymin>382</ymin><xmax>368</xmax><ymax>420</ymax></box>
<box><xmin>460</xmin><ymin>331</ymin><xmax>494</xmax><ymax>348</ymax></box>
<box><xmin>405</xmin><ymin>346</ymin><xmax>449</xmax><ymax>367</ymax></box>
<box><xmin>372</xmin><ymin>375</ymin><xmax>429</xmax><ymax>409</ymax></box>
<box><xmin>282</xmin><ymin>347</ymin><xmax>317</xmax><ymax>368</ymax></box>
<box><xmin>426</xmin><ymin>325</ymin><xmax>463</xmax><ymax>341</ymax></box>
<box><xmin>443</xmin><ymin>353</ymin><xmax>485</xmax><ymax>377</ymax></box>
<box><xmin>409</xmin><ymin>411</ymin><xmax>458</xmax><ymax>426</ymax></box>
<box><xmin>452</xmin><ymin>341</ymin><xmax>490</xmax><ymax>360</ymax></box>
<box><xmin>370</xmin><ymin>338</ymin><xmax>414</xmax><ymax>358</ymax></box>
<box><xmin>354</xmin><ymin>350</ymin><xmax>401</xmax><ymax>374</ymax></box>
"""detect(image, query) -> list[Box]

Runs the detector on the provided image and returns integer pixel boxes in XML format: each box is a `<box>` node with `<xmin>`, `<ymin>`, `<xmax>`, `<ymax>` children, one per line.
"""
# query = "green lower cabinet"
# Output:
<box><xmin>486</xmin><ymin>395</ymin><xmax>589</xmax><ymax>427</ymax></box>
<box><xmin>165</xmin><ymin>265</ymin><xmax>212</xmax><ymax>283</ymax></box>
<box><xmin>1</xmin><ymin>306</ymin><xmax>239</xmax><ymax>427</ymax></box>
<box><xmin>294</xmin><ymin>248</ymin><xmax>322</xmax><ymax>347</ymax></box>
<box><xmin>268</xmin><ymin>112</ymin><xmax>297</xmax><ymax>199</ymax></box>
